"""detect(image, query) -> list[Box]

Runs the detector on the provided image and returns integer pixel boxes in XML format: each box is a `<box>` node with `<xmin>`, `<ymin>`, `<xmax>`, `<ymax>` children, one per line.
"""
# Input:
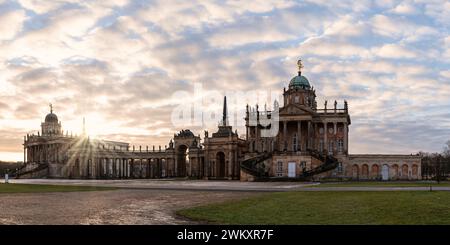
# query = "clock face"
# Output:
<box><xmin>328</xmin><ymin>127</ymin><xmax>334</xmax><ymax>134</ymax></box>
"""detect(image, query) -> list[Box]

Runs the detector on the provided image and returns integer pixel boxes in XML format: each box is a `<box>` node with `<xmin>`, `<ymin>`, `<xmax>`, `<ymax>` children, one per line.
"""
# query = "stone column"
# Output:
<box><xmin>246</xmin><ymin>126</ymin><xmax>249</xmax><ymax>141</ymax></box>
<box><xmin>283</xmin><ymin>121</ymin><xmax>287</xmax><ymax>150</ymax></box>
<box><xmin>324</xmin><ymin>121</ymin><xmax>328</xmax><ymax>154</ymax></box>
<box><xmin>119</xmin><ymin>159</ymin><xmax>122</xmax><ymax>178</ymax></box>
<box><xmin>234</xmin><ymin>150</ymin><xmax>238</xmax><ymax>178</ymax></box>
<box><xmin>256</xmin><ymin>126</ymin><xmax>260</xmax><ymax>152</ymax></box>
<box><xmin>111</xmin><ymin>158</ymin><xmax>116</xmax><ymax>179</ymax></box>
<box><xmin>116</xmin><ymin>159</ymin><xmax>120</xmax><ymax>178</ymax></box>
<box><xmin>109</xmin><ymin>158</ymin><xmax>113</xmax><ymax>178</ymax></box>
<box><xmin>174</xmin><ymin>155</ymin><xmax>178</xmax><ymax>177</ymax></box>
<box><xmin>128</xmin><ymin>159</ymin><xmax>132</xmax><ymax>178</ymax></box>
<box><xmin>344</xmin><ymin>122</ymin><xmax>348</xmax><ymax>154</ymax></box>
<box><xmin>228</xmin><ymin>151</ymin><xmax>233</xmax><ymax>179</ymax></box>
<box><xmin>297</xmin><ymin>121</ymin><xmax>301</xmax><ymax>151</ymax></box>
<box><xmin>307</xmin><ymin>121</ymin><xmax>311</xmax><ymax>150</ymax></box>
<box><xmin>123</xmin><ymin>159</ymin><xmax>126</xmax><ymax>178</ymax></box>
<box><xmin>334</xmin><ymin>122</ymin><xmax>337</xmax><ymax>153</ymax></box>
<box><xmin>149</xmin><ymin>159</ymin><xmax>151</xmax><ymax>178</ymax></box>
<box><xmin>139</xmin><ymin>159</ymin><xmax>143</xmax><ymax>178</ymax></box>
<box><xmin>313</xmin><ymin>122</ymin><xmax>316</xmax><ymax>150</ymax></box>
<box><xmin>118</xmin><ymin>159</ymin><xmax>122</xmax><ymax>178</ymax></box>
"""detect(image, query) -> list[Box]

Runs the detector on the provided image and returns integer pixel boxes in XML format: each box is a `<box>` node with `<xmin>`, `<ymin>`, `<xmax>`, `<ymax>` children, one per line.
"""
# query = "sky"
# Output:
<box><xmin>0</xmin><ymin>0</ymin><xmax>449</xmax><ymax>161</ymax></box>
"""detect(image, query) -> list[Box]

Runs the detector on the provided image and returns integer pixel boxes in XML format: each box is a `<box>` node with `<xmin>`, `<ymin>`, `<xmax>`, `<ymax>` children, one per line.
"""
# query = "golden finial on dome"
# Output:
<box><xmin>297</xmin><ymin>59</ymin><xmax>304</xmax><ymax>75</ymax></box>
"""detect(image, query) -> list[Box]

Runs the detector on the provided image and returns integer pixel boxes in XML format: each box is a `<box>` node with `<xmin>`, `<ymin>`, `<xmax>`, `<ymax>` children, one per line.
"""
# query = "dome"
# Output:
<box><xmin>289</xmin><ymin>75</ymin><xmax>311</xmax><ymax>89</ymax></box>
<box><xmin>45</xmin><ymin>112</ymin><xmax>58</xmax><ymax>123</ymax></box>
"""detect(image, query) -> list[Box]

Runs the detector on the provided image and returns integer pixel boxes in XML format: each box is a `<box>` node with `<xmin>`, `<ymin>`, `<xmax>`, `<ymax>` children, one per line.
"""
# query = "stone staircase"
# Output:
<box><xmin>240</xmin><ymin>149</ymin><xmax>339</xmax><ymax>181</ymax></box>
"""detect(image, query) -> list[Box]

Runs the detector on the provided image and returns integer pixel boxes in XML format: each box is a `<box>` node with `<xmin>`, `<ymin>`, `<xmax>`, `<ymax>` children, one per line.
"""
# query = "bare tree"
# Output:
<box><xmin>419</xmin><ymin>142</ymin><xmax>450</xmax><ymax>182</ymax></box>
<box><xmin>444</xmin><ymin>140</ymin><xmax>450</xmax><ymax>157</ymax></box>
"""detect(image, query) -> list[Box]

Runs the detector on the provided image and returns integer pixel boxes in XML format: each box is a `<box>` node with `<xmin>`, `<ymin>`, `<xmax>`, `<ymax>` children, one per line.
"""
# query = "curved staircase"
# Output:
<box><xmin>240</xmin><ymin>152</ymin><xmax>272</xmax><ymax>180</ymax></box>
<box><xmin>14</xmin><ymin>163</ymin><xmax>49</xmax><ymax>179</ymax></box>
<box><xmin>300</xmin><ymin>149</ymin><xmax>339</xmax><ymax>179</ymax></box>
<box><xmin>240</xmin><ymin>149</ymin><xmax>339</xmax><ymax>181</ymax></box>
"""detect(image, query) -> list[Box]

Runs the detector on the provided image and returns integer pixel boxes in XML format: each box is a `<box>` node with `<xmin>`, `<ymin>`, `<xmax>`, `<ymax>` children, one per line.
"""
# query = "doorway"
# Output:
<box><xmin>382</xmin><ymin>164</ymin><xmax>389</xmax><ymax>181</ymax></box>
<box><xmin>216</xmin><ymin>152</ymin><xmax>226</xmax><ymax>177</ymax></box>
<box><xmin>288</xmin><ymin>162</ymin><xmax>296</xmax><ymax>178</ymax></box>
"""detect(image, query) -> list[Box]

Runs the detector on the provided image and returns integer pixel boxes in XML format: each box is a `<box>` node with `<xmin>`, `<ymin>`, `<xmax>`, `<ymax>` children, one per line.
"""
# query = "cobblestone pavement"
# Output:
<box><xmin>0</xmin><ymin>189</ymin><xmax>258</xmax><ymax>225</ymax></box>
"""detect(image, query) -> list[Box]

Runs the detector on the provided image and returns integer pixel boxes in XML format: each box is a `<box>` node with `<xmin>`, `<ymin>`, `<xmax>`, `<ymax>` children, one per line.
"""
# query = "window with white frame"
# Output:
<box><xmin>293</xmin><ymin>134</ymin><xmax>298</xmax><ymax>152</ymax></box>
<box><xmin>338</xmin><ymin>139</ymin><xmax>344</xmax><ymax>153</ymax></box>
<box><xmin>319</xmin><ymin>139</ymin><xmax>324</xmax><ymax>152</ymax></box>
<box><xmin>276</xmin><ymin>161</ymin><xmax>283</xmax><ymax>176</ymax></box>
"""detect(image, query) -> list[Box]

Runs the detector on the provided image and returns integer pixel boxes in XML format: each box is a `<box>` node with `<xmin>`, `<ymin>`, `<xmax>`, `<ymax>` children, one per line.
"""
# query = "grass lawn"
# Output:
<box><xmin>312</xmin><ymin>181</ymin><xmax>450</xmax><ymax>187</ymax></box>
<box><xmin>177</xmin><ymin>191</ymin><xmax>450</xmax><ymax>224</ymax></box>
<box><xmin>0</xmin><ymin>183</ymin><xmax>117</xmax><ymax>193</ymax></box>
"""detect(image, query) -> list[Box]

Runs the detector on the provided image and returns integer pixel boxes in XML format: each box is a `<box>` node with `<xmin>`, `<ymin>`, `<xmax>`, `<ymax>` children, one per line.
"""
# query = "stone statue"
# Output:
<box><xmin>297</xmin><ymin>59</ymin><xmax>304</xmax><ymax>74</ymax></box>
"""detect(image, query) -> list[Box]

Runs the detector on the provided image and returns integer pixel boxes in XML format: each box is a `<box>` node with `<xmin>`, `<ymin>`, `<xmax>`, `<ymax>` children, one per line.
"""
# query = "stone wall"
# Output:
<box><xmin>345</xmin><ymin>154</ymin><xmax>422</xmax><ymax>180</ymax></box>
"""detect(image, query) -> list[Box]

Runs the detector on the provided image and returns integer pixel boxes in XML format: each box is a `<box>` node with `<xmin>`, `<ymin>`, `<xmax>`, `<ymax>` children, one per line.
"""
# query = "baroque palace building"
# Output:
<box><xmin>20</xmin><ymin>60</ymin><xmax>421</xmax><ymax>181</ymax></box>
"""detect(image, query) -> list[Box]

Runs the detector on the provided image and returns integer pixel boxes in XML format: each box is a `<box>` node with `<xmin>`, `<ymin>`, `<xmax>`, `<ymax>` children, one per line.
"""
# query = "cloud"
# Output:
<box><xmin>390</xmin><ymin>2</ymin><xmax>419</xmax><ymax>15</ymax></box>
<box><xmin>372</xmin><ymin>43</ymin><xmax>418</xmax><ymax>59</ymax></box>
<box><xmin>0</xmin><ymin>0</ymin><xmax>449</xmax><ymax>160</ymax></box>
<box><xmin>0</xmin><ymin>9</ymin><xmax>26</xmax><ymax>41</ymax></box>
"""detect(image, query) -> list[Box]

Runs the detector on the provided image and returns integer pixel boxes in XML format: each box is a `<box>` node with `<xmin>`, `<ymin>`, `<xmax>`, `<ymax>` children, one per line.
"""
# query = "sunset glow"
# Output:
<box><xmin>1</xmin><ymin>0</ymin><xmax>450</xmax><ymax>161</ymax></box>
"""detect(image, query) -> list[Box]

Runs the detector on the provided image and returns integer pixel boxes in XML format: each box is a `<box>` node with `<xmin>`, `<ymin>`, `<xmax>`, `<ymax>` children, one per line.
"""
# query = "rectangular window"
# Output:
<box><xmin>293</xmin><ymin>134</ymin><xmax>298</xmax><ymax>152</ymax></box>
<box><xmin>300</xmin><ymin>161</ymin><xmax>306</xmax><ymax>170</ymax></box>
<box><xmin>276</xmin><ymin>161</ymin><xmax>283</xmax><ymax>177</ymax></box>
<box><xmin>328</xmin><ymin>142</ymin><xmax>333</xmax><ymax>155</ymax></box>
<box><xmin>338</xmin><ymin>139</ymin><xmax>344</xmax><ymax>153</ymax></box>
<box><xmin>319</xmin><ymin>139</ymin><xmax>324</xmax><ymax>152</ymax></box>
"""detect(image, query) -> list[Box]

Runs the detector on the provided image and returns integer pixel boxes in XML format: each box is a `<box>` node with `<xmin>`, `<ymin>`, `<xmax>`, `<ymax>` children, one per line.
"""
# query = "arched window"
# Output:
<box><xmin>319</xmin><ymin>127</ymin><xmax>324</xmax><ymax>134</ymax></box>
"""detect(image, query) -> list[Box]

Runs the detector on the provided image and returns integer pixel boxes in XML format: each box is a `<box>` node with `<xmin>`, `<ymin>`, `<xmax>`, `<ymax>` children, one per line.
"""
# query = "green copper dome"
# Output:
<box><xmin>289</xmin><ymin>75</ymin><xmax>311</xmax><ymax>89</ymax></box>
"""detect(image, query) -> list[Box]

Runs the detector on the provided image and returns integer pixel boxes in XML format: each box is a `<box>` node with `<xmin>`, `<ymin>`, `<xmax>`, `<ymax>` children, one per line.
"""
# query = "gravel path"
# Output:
<box><xmin>0</xmin><ymin>189</ymin><xmax>257</xmax><ymax>225</ymax></box>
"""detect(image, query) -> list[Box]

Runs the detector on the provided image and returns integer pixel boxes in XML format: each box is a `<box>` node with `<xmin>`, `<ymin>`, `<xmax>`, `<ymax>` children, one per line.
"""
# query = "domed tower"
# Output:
<box><xmin>283</xmin><ymin>59</ymin><xmax>317</xmax><ymax>110</ymax></box>
<box><xmin>41</xmin><ymin>104</ymin><xmax>62</xmax><ymax>136</ymax></box>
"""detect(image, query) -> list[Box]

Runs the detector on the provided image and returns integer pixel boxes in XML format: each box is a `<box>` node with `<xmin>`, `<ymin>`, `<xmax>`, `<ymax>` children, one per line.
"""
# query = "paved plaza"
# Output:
<box><xmin>2</xmin><ymin>179</ymin><xmax>450</xmax><ymax>225</ymax></box>
<box><xmin>0</xmin><ymin>188</ymin><xmax>259</xmax><ymax>225</ymax></box>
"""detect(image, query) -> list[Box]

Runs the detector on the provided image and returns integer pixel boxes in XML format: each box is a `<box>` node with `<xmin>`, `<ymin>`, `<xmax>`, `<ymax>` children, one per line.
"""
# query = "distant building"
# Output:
<box><xmin>20</xmin><ymin>60</ymin><xmax>421</xmax><ymax>181</ymax></box>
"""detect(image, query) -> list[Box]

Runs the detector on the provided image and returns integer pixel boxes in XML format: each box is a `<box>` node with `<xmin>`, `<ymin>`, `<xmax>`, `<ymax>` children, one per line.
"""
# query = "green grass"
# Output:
<box><xmin>312</xmin><ymin>181</ymin><xmax>450</xmax><ymax>187</ymax></box>
<box><xmin>0</xmin><ymin>183</ymin><xmax>117</xmax><ymax>193</ymax></box>
<box><xmin>178</xmin><ymin>191</ymin><xmax>450</xmax><ymax>224</ymax></box>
